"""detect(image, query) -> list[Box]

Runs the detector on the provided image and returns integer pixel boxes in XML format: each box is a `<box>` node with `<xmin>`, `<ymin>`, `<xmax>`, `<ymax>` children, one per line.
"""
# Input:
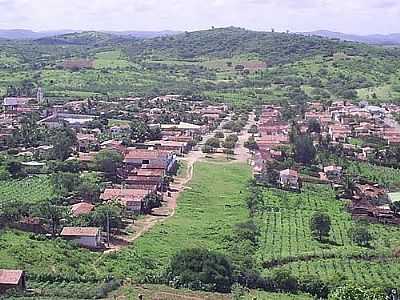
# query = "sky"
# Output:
<box><xmin>0</xmin><ymin>0</ymin><xmax>399</xmax><ymax>34</ymax></box>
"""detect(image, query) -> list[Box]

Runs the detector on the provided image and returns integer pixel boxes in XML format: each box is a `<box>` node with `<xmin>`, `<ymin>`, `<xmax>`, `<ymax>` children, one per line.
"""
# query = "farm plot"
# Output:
<box><xmin>0</xmin><ymin>176</ymin><xmax>54</xmax><ymax>204</ymax></box>
<box><xmin>258</xmin><ymin>183</ymin><xmax>400</xmax><ymax>287</ymax></box>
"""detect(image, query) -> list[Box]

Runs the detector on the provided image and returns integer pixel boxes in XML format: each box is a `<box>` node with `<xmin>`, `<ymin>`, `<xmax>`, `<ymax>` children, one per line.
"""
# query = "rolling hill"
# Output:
<box><xmin>1</xmin><ymin>27</ymin><xmax>400</xmax><ymax>105</ymax></box>
<box><xmin>302</xmin><ymin>30</ymin><xmax>400</xmax><ymax>45</ymax></box>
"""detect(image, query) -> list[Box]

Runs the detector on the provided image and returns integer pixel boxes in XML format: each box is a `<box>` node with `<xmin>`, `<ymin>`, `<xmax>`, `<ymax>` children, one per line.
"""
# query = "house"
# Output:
<box><xmin>323</xmin><ymin>165</ymin><xmax>342</xmax><ymax>181</ymax></box>
<box><xmin>38</xmin><ymin>113</ymin><xmax>95</xmax><ymax>129</ymax></box>
<box><xmin>60</xmin><ymin>227</ymin><xmax>102</xmax><ymax>248</ymax></box>
<box><xmin>71</xmin><ymin>202</ymin><xmax>95</xmax><ymax>216</ymax></box>
<box><xmin>0</xmin><ymin>269</ymin><xmax>26</xmax><ymax>293</ymax></box>
<box><xmin>76</xmin><ymin>133</ymin><xmax>99</xmax><ymax>152</ymax></box>
<box><xmin>279</xmin><ymin>169</ymin><xmax>299</xmax><ymax>189</ymax></box>
<box><xmin>100</xmin><ymin>188</ymin><xmax>156</xmax><ymax>213</ymax></box>
<box><xmin>123</xmin><ymin>148</ymin><xmax>177</xmax><ymax>174</ymax></box>
<box><xmin>161</xmin><ymin>122</ymin><xmax>204</xmax><ymax>136</ymax></box>
<box><xmin>145</xmin><ymin>140</ymin><xmax>189</xmax><ymax>156</ymax></box>
<box><xmin>3</xmin><ymin>97</ymin><xmax>32</xmax><ymax>118</ymax></box>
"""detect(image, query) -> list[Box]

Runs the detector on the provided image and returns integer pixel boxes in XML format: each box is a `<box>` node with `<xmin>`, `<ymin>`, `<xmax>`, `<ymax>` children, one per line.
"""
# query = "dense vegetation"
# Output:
<box><xmin>2</xmin><ymin>27</ymin><xmax>400</xmax><ymax>106</ymax></box>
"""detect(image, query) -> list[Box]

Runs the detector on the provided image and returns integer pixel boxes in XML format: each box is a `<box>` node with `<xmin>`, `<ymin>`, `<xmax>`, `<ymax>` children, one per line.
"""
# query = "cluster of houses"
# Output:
<box><xmin>0</xmin><ymin>94</ymin><xmax>228</xmax><ymax>251</ymax></box>
<box><xmin>252</xmin><ymin>101</ymin><xmax>400</xmax><ymax>224</ymax></box>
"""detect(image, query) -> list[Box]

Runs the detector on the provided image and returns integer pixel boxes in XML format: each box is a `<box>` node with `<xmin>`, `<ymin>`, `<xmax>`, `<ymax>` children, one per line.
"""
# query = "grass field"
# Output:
<box><xmin>110</xmin><ymin>284</ymin><xmax>312</xmax><ymax>299</ymax></box>
<box><xmin>0</xmin><ymin>230</ymin><xmax>101</xmax><ymax>282</ymax></box>
<box><xmin>257</xmin><ymin>183</ymin><xmax>400</xmax><ymax>287</ymax></box>
<box><xmin>100</xmin><ymin>162</ymin><xmax>252</xmax><ymax>278</ymax></box>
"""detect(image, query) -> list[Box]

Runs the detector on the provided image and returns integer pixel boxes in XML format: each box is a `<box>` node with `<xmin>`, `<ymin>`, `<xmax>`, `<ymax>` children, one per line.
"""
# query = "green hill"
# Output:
<box><xmin>1</xmin><ymin>27</ymin><xmax>400</xmax><ymax>104</ymax></box>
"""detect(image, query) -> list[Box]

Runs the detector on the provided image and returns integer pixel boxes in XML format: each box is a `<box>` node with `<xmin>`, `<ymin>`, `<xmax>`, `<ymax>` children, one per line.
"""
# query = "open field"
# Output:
<box><xmin>100</xmin><ymin>162</ymin><xmax>252</xmax><ymax>278</ymax></box>
<box><xmin>257</xmin><ymin>183</ymin><xmax>400</xmax><ymax>287</ymax></box>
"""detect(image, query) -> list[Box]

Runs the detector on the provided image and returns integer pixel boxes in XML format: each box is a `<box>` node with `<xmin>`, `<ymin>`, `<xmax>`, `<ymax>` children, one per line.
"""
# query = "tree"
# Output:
<box><xmin>294</xmin><ymin>134</ymin><xmax>316</xmax><ymax>164</ymax></box>
<box><xmin>89</xmin><ymin>202</ymin><xmax>123</xmax><ymax>232</ymax></box>
<box><xmin>390</xmin><ymin>201</ymin><xmax>400</xmax><ymax>215</ymax></box>
<box><xmin>37</xmin><ymin>202</ymin><xmax>67</xmax><ymax>237</ymax></box>
<box><xmin>205</xmin><ymin>137</ymin><xmax>220</xmax><ymax>148</ymax></box>
<box><xmin>94</xmin><ymin>149</ymin><xmax>123</xmax><ymax>181</ymax></box>
<box><xmin>51</xmin><ymin>172</ymin><xmax>82</xmax><ymax>197</ymax></box>
<box><xmin>307</xmin><ymin>118</ymin><xmax>321</xmax><ymax>134</ymax></box>
<box><xmin>49</xmin><ymin>126</ymin><xmax>77</xmax><ymax>160</ymax></box>
<box><xmin>6</xmin><ymin>160</ymin><xmax>26</xmax><ymax>179</ymax></box>
<box><xmin>130</xmin><ymin>119</ymin><xmax>150</xmax><ymax>142</ymax></box>
<box><xmin>244</xmin><ymin>136</ymin><xmax>258</xmax><ymax>151</ymax></box>
<box><xmin>0</xmin><ymin>199</ymin><xmax>30</xmax><ymax>226</ymax></box>
<box><xmin>348</xmin><ymin>224</ymin><xmax>373</xmax><ymax>247</ymax></box>
<box><xmin>78</xmin><ymin>180</ymin><xmax>101</xmax><ymax>203</ymax></box>
<box><xmin>310</xmin><ymin>212</ymin><xmax>331</xmax><ymax>241</ymax></box>
<box><xmin>222</xmin><ymin>140</ymin><xmax>236</xmax><ymax>149</ymax></box>
<box><xmin>166</xmin><ymin>248</ymin><xmax>233</xmax><ymax>293</ymax></box>
<box><xmin>271</xmin><ymin>269</ymin><xmax>298</xmax><ymax>292</ymax></box>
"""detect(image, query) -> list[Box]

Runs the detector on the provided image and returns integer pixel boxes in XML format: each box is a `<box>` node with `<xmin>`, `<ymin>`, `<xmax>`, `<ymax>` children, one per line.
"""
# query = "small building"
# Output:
<box><xmin>323</xmin><ymin>165</ymin><xmax>342</xmax><ymax>181</ymax></box>
<box><xmin>100</xmin><ymin>188</ymin><xmax>156</xmax><ymax>214</ymax></box>
<box><xmin>279</xmin><ymin>169</ymin><xmax>299</xmax><ymax>189</ymax></box>
<box><xmin>71</xmin><ymin>202</ymin><xmax>95</xmax><ymax>216</ymax></box>
<box><xmin>60</xmin><ymin>227</ymin><xmax>102</xmax><ymax>249</ymax></box>
<box><xmin>0</xmin><ymin>269</ymin><xmax>26</xmax><ymax>293</ymax></box>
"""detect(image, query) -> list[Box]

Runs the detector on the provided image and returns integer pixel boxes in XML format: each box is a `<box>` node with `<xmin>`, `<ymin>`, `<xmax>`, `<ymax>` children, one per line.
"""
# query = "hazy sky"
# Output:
<box><xmin>0</xmin><ymin>0</ymin><xmax>399</xmax><ymax>34</ymax></box>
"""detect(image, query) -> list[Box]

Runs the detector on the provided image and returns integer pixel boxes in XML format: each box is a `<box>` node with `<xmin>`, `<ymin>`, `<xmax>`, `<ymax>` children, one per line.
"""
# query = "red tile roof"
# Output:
<box><xmin>0</xmin><ymin>269</ymin><xmax>23</xmax><ymax>285</ymax></box>
<box><xmin>71</xmin><ymin>202</ymin><xmax>95</xmax><ymax>216</ymax></box>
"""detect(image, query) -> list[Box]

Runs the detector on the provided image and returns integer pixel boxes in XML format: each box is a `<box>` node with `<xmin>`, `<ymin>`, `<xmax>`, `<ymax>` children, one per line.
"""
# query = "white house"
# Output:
<box><xmin>60</xmin><ymin>227</ymin><xmax>102</xmax><ymax>249</ymax></box>
<box><xmin>279</xmin><ymin>169</ymin><xmax>299</xmax><ymax>189</ymax></box>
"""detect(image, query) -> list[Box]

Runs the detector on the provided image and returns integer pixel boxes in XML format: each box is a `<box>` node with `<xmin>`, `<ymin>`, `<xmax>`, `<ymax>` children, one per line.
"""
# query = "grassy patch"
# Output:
<box><xmin>100</xmin><ymin>162</ymin><xmax>252</xmax><ymax>278</ymax></box>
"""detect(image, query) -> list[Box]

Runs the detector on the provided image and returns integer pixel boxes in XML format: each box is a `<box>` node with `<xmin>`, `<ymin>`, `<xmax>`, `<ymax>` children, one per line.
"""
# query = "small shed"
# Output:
<box><xmin>60</xmin><ymin>227</ymin><xmax>102</xmax><ymax>249</ymax></box>
<box><xmin>0</xmin><ymin>269</ymin><xmax>26</xmax><ymax>293</ymax></box>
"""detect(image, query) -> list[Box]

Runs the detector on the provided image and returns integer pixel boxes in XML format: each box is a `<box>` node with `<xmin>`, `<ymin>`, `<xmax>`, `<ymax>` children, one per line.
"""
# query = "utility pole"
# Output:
<box><xmin>107</xmin><ymin>210</ymin><xmax>110</xmax><ymax>247</ymax></box>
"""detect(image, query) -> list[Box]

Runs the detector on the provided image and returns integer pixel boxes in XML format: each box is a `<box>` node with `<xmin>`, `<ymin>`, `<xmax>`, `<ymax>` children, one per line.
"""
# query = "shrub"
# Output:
<box><xmin>166</xmin><ymin>248</ymin><xmax>233</xmax><ymax>293</ymax></box>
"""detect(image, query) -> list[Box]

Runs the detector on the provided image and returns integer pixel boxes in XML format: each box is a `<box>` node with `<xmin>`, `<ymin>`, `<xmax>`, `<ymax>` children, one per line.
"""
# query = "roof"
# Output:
<box><xmin>388</xmin><ymin>192</ymin><xmax>400</xmax><ymax>203</ymax></box>
<box><xmin>71</xmin><ymin>202</ymin><xmax>95</xmax><ymax>216</ymax></box>
<box><xmin>61</xmin><ymin>227</ymin><xmax>100</xmax><ymax>237</ymax></box>
<box><xmin>0</xmin><ymin>269</ymin><xmax>24</xmax><ymax>285</ymax></box>
<box><xmin>161</xmin><ymin>122</ymin><xmax>201</xmax><ymax>130</ymax></box>
<box><xmin>100</xmin><ymin>188</ymin><xmax>150</xmax><ymax>201</ymax></box>
<box><xmin>3</xmin><ymin>97</ymin><xmax>30</xmax><ymax>106</ymax></box>
<box><xmin>124</xmin><ymin>149</ymin><xmax>169</xmax><ymax>161</ymax></box>
<box><xmin>324</xmin><ymin>165</ymin><xmax>342</xmax><ymax>172</ymax></box>
<box><xmin>280</xmin><ymin>169</ymin><xmax>298</xmax><ymax>177</ymax></box>
<box><xmin>21</xmin><ymin>161</ymin><xmax>46</xmax><ymax>167</ymax></box>
<box><xmin>136</xmin><ymin>168</ymin><xmax>164</xmax><ymax>177</ymax></box>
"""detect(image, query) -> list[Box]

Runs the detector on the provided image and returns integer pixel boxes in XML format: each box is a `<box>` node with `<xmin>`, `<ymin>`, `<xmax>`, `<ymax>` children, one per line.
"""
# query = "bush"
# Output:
<box><xmin>166</xmin><ymin>248</ymin><xmax>233</xmax><ymax>293</ymax></box>
<box><xmin>271</xmin><ymin>269</ymin><xmax>298</xmax><ymax>292</ymax></box>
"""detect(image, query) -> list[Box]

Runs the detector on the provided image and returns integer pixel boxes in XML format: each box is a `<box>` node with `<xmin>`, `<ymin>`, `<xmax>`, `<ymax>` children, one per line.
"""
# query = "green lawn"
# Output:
<box><xmin>100</xmin><ymin>162</ymin><xmax>252</xmax><ymax>278</ymax></box>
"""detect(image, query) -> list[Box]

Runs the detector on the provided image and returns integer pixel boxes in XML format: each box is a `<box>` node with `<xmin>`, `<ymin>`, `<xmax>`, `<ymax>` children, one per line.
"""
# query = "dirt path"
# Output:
<box><xmin>104</xmin><ymin>147</ymin><xmax>204</xmax><ymax>253</ymax></box>
<box><xmin>103</xmin><ymin>113</ymin><xmax>252</xmax><ymax>253</ymax></box>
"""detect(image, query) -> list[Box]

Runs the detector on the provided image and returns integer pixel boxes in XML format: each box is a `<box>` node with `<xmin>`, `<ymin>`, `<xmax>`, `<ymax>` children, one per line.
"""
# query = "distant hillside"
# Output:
<box><xmin>35</xmin><ymin>31</ymin><xmax>132</xmax><ymax>46</ymax></box>
<box><xmin>0</xmin><ymin>29</ymin><xmax>180</xmax><ymax>40</ymax></box>
<box><xmin>124</xmin><ymin>27</ymin><xmax>400</xmax><ymax>65</ymax></box>
<box><xmin>302</xmin><ymin>30</ymin><xmax>400</xmax><ymax>45</ymax></box>
<box><xmin>0</xmin><ymin>29</ymin><xmax>76</xmax><ymax>40</ymax></box>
